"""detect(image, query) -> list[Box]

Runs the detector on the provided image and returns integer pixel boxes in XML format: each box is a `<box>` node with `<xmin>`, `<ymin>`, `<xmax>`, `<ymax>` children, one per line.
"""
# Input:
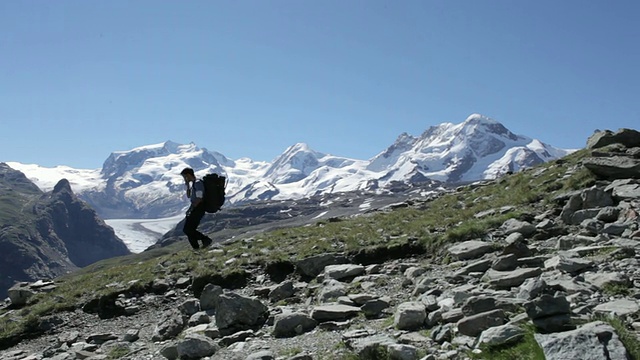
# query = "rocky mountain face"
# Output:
<box><xmin>1</xmin><ymin>128</ymin><xmax>639</xmax><ymax>360</ymax></box>
<box><xmin>7</xmin><ymin>114</ymin><xmax>571</xmax><ymax>220</ymax></box>
<box><xmin>0</xmin><ymin>164</ymin><xmax>130</xmax><ymax>299</ymax></box>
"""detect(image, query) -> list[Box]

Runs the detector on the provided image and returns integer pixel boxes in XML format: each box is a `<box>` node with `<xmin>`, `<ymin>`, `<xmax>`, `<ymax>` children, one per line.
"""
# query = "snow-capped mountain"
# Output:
<box><xmin>370</xmin><ymin>114</ymin><xmax>572</xmax><ymax>183</ymax></box>
<box><xmin>7</xmin><ymin>114</ymin><xmax>575</xmax><ymax>219</ymax></box>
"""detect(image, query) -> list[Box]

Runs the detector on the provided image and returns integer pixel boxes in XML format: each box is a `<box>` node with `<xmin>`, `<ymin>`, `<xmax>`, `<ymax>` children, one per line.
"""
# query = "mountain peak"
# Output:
<box><xmin>459</xmin><ymin>113</ymin><xmax>519</xmax><ymax>141</ymax></box>
<box><xmin>286</xmin><ymin>143</ymin><xmax>313</xmax><ymax>154</ymax></box>
<box><xmin>463</xmin><ymin>113</ymin><xmax>498</xmax><ymax>125</ymax></box>
<box><xmin>52</xmin><ymin>179</ymin><xmax>72</xmax><ymax>194</ymax></box>
<box><xmin>162</xmin><ymin>140</ymin><xmax>182</xmax><ymax>153</ymax></box>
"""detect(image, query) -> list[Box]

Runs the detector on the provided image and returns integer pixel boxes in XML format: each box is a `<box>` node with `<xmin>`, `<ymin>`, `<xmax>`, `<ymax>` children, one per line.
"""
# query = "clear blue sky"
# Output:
<box><xmin>1</xmin><ymin>1</ymin><xmax>638</xmax><ymax>168</ymax></box>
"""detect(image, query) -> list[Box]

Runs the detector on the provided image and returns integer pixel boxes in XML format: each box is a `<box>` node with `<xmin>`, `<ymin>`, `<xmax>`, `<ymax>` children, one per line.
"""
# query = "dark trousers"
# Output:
<box><xmin>183</xmin><ymin>205</ymin><xmax>211</xmax><ymax>249</ymax></box>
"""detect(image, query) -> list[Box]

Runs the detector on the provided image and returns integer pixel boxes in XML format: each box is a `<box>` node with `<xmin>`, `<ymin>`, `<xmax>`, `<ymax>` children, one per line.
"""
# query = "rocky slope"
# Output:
<box><xmin>0</xmin><ymin>164</ymin><xmax>130</xmax><ymax>299</ymax></box>
<box><xmin>1</xmin><ymin>128</ymin><xmax>639</xmax><ymax>360</ymax></box>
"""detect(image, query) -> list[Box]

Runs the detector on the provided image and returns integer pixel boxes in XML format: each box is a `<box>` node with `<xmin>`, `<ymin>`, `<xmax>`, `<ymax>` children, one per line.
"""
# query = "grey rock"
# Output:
<box><xmin>188</xmin><ymin>311</ymin><xmax>211</xmax><ymax>326</ymax></box>
<box><xmin>557</xmin><ymin>235</ymin><xmax>597</xmax><ymax>250</ymax></box>
<box><xmin>394</xmin><ymin>301</ymin><xmax>427</xmax><ymax>330</ymax></box>
<box><xmin>58</xmin><ymin>331</ymin><xmax>80</xmax><ymax>346</ymax></box>
<box><xmin>347</xmin><ymin>334</ymin><xmax>397</xmax><ymax>359</ymax></box>
<box><xmin>501</xmin><ymin>219</ymin><xmax>536</xmax><ymax>237</ymax></box>
<box><xmin>582</xmin><ymin>186</ymin><xmax>615</xmax><ymax>209</ymax></box>
<box><xmin>524</xmin><ymin>295</ymin><xmax>571</xmax><ymax>320</ymax></box>
<box><xmin>404</xmin><ymin>266</ymin><xmax>428</xmax><ymax>280</ymax></box>
<box><xmin>176</xmin><ymin>334</ymin><xmax>219</xmax><ymax>359</ymax></box>
<box><xmin>461</xmin><ymin>296</ymin><xmax>497</xmax><ymax>316</ymax></box>
<box><xmin>524</xmin><ymin>295</ymin><xmax>572</xmax><ymax>333</ymax></box>
<box><xmin>448</xmin><ymin>240</ymin><xmax>494</xmax><ymax>260</ymax></box>
<box><xmin>219</xmin><ymin>329</ymin><xmax>255</xmax><ymax>346</ymax></box>
<box><xmin>412</xmin><ymin>276</ymin><xmax>436</xmax><ymax>297</ymax></box>
<box><xmin>583</xmin><ymin>156</ymin><xmax>640</xmax><ymax>180</ymax></box>
<box><xmin>269</xmin><ymin>280</ymin><xmax>295</xmax><ymax>302</ymax></box>
<box><xmin>324</xmin><ymin>264</ymin><xmax>365</xmax><ymax>281</ymax></box>
<box><xmin>455</xmin><ymin>259</ymin><xmax>492</xmax><ymax>276</ymax></box>
<box><xmin>587</xmin><ymin>128</ymin><xmax>640</xmax><ymax>149</ymax></box>
<box><xmin>492</xmin><ymin>254</ymin><xmax>519</xmax><ymax>271</ymax></box>
<box><xmin>581</xmin><ymin>218</ymin><xmax>604</xmax><ymax>235</ymax></box>
<box><xmin>483</xmin><ymin>267</ymin><xmax>543</xmax><ymax>289</ymax></box>
<box><xmin>534</xmin><ymin>321</ymin><xmax>629</xmax><ymax>360</ymax></box>
<box><xmin>310</xmin><ymin>304</ymin><xmax>361</xmax><ymax>322</ymax></box>
<box><xmin>603</xmin><ymin>222</ymin><xmax>630</xmax><ymax>236</ymax></box>
<box><xmin>348</xmin><ymin>293</ymin><xmax>377</xmax><ymax>306</ymax></box>
<box><xmin>216</xmin><ymin>292</ymin><xmax>269</xmax><ymax>335</ymax></box>
<box><xmin>152</xmin><ymin>310</ymin><xmax>185</xmax><ymax>341</ymax></box>
<box><xmin>419</xmin><ymin>294</ymin><xmax>439</xmax><ymax>312</ymax></box>
<box><xmin>594</xmin><ymin>299</ymin><xmax>640</xmax><ymax>316</ymax></box>
<box><xmin>503</xmin><ymin>233</ymin><xmax>533</xmax><ymax>258</ymax></box>
<box><xmin>318</xmin><ymin>279</ymin><xmax>347</xmax><ymax>303</ymax></box>
<box><xmin>457</xmin><ymin>309</ymin><xmax>506</xmax><ymax>337</ymax></box>
<box><xmin>517</xmin><ymin>256</ymin><xmax>547</xmax><ymax>268</ymax></box>
<box><xmin>517</xmin><ymin>277</ymin><xmax>546</xmax><ymax>300</ymax></box>
<box><xmin>571</xmin><ymin>209</ymin><xmax>602</xmax><ymax>225</ymax></box>
<box><xmin>273</xmin><ymin>312</ymin><xmax>317</xmax><ymax>338</ymax></box>
<box><xmin>477</xmin><ymin>324</ymin><xmax>525</xmax><ymax>348</ymax></box>
<box><xmin>199</xmin><ymin>283</ymin><xmax>223</xmax><ymax>311</ymax></box>
<box><xmin>536</xmin><ymin>218</ymin><xmax>556</xmax><ymax>230</ymax></box>
<box><xmin>440</xmin><ymin>308</ymin><xmax>464</xmax><ymax>324</ymax></box>
<box><xmin>431</xmin><ymin>324</ymin><xmax>454</xmax><ymax>344</ymax></box>
<box><xmin>246</xmin><ymin>350</ymin><xmax>275</xmax><ymax>360</ymax></box>
<box><xmin>584</xmin><ymin>271</ymin><xmax>629</xmax><ymax>289</ymax></box>
<box><xmin>544</xmin><ymin>256</ymin><xmax>593</xmax><ymax>274</ymax></box>
<box><xmin>178</xmin><ymin>298</ymin><xmax>200</xmax><ymax>317</ymax></box>
<box><xmin>86</xmin><ymin>333</ymin><xmax>118</xmax><ymax>344</ymax></box>
<box><xmin>7</xmin><ymin>283</ymin><xmax>35</xmax><ymax>307</ymax></box>
<box><xmin>426</xmin><ymin>309</ymin><xmax>443</xmax><ymax>327</ymax></box>
<box><xmin>597</xmin><ymin>206</ymin><xmax>621</xmax><ymax>222</ymax></box>
<box><xmin>296</xmin><ymin>253</ymin><xmax>348</xmax><ymax>279</ymax></box>
<box><xmin>388</xmin><ymin>343</ymin><xmax>419</xmax><ymax>360</ymax></box>
<box><xmin>122</xmin><ymin>329</ymin><xmax>139</xmax><ymax>342</ymax></box>
<box><xmin>609</xmin><ymin>180</ymin><xmax>640</xmax><ymax>200</ymax></box>
<box><xmin>361</xmin><ymin>297</ymin><xmax>391</xmax><ymax>318</ymax></box>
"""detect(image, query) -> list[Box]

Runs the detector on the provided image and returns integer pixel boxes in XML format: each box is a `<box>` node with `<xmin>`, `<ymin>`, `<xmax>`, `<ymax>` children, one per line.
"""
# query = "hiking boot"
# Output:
<box><xmin>202</xmin><ymin>238</ymin><xmax>213</xmax><ymax>248</ymax></box>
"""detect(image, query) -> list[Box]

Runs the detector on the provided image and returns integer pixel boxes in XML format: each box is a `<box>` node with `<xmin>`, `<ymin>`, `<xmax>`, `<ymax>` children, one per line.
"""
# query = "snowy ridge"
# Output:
<box><xmin>7</xmin><ymin>114</ymin><xmax>575</xmax><ymax>220</ymax></box>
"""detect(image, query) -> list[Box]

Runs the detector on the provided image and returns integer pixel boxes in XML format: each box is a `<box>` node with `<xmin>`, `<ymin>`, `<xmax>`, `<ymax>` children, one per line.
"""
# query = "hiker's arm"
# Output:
<box><xmin>191</xmin><ymin>182</ymin><xmax>205</xmax><ymax>207</ymax></box>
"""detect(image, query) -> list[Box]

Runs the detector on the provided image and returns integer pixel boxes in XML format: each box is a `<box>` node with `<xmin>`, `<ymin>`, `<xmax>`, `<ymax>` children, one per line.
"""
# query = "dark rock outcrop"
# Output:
<box><xmin>0</xmin><ymin>165</ymin><xmax>129</xmax><ymax>299</ymax></box>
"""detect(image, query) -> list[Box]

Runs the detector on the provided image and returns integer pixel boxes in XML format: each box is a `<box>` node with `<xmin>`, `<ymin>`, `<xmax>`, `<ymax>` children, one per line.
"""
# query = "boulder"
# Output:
<box><xmin>215</xmin><ymin>292</ymin><xmax>269</xmax><ymax>335</ymax></box>
<box><xmin>272</xmin><ymin>312</ymin><xmax>317</xmax><ymax>338</ymax></box>
<box><xmin>534</xmin><ymin>321</ymin><xmax>629</xmax><ymax>360</ymax></box>
<box><xmin>586</xmin><ymin>128</ymin><xmax>640</xmax><ymax>149</ymax></box>
<box><xmin>448</xmin><ymin>240</ymin><xmax>494</xmax><ymax>260</ymax></box>
<box><xmin>394</xmin><ymin>301</ymin><xmax>427</xmax><ymax>331</ymax></box>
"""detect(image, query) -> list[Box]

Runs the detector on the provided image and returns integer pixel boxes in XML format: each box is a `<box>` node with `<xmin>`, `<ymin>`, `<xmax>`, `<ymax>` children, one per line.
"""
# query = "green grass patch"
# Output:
<box><xmin>602</xmin><ymin>283</ymin><xmax>632</xmax><ymax>297</ymax></box>
<box><xmin>106</xmin><ymin>344</ymin><xmax>131</xmax><ymax>359</ymax></box>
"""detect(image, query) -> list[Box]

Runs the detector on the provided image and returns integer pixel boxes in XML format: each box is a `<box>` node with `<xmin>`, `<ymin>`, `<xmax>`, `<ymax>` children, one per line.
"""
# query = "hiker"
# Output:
<box><xmin>180</xmin><ymin>167</ymin><xmax>213</xmax><ymax>249</ymax></box>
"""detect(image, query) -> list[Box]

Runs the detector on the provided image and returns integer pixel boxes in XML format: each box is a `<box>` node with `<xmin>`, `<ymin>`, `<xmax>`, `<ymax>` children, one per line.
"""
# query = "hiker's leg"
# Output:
<box><xmin>188</xmin><ymin>206</ymin><xmax>209</xmax><ymax>247</ymax></box>
<box><xmin>183</xmin><ymin>212</ymin><xmax>203</xmax><ymax>249</ymax></box>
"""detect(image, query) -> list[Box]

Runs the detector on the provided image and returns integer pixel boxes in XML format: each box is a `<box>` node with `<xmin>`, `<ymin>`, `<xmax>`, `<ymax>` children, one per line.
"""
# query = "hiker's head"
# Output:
<box><xmin>180</xmin><ymin>167</ymin><xmax>196</xmax><ymax>182</ymax></box>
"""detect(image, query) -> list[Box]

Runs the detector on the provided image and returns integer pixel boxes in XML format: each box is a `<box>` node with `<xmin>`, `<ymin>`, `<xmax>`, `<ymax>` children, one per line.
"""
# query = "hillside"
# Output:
<box><xmin>0</xmin><ymin>128</ymin><xmax>638</xmax><ymax>360</ymax></box>
<box><xmin>0</xmin><ymin>164</ymin><xmax>130</xmax><ymax>299</ymax></box>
